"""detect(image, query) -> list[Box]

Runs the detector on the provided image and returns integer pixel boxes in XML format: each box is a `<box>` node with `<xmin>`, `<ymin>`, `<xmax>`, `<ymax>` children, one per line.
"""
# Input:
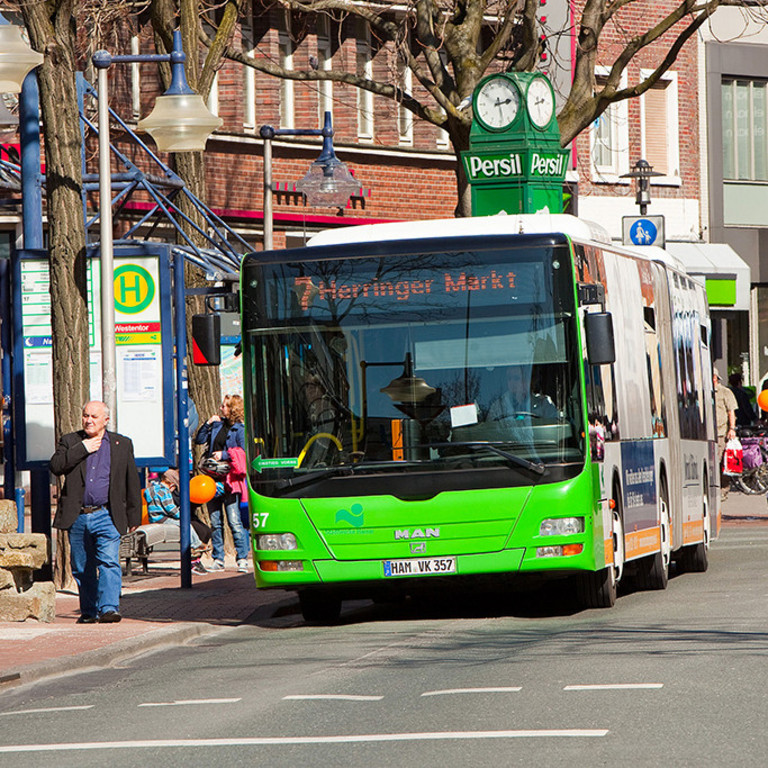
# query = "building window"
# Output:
<box><xmin>207</xmin><ymin>72</ymin><xmax>220</xmax><ymax>117</ymax></box>
<box><xmin>590</xmin><ymin>70</ymin><xmax>629</xmax><ymax>182</ymax></box>
<box><xmin>242</xmin><ymin>20</ymin><xmax>256</xmax><ymax>131</ymax></box>
<box><xmin>317</xmin><ymin>16</ymin><xmax>333</xmax><ymax>126</ymax></box>
<box><xmin>130</xmin><ymin>35</ymin><xmax>141</xmax><ymax>120</ymax></box>
<box><xmin>356</xmin><ymin>21</ymin><xmax>374</xmax><ymax>140</ymax></box>
<box><xmin>397</xmin><ymin>60</ymin><xmax>413</xmax><ymax>146</ymax></box>
<box><xmin>279</xmin><ymin>14</ymin><xmax>295</xmax><ymax>129</ymax></box>
<box><xmin>640</xmin><ymin>71</ymin><xmax>680</xmax><ymax>183</ymax></box>
<box><xmin>722</xmin><ymin>78</ymin><xmax>768</xmax><ymax>181</ymax></box>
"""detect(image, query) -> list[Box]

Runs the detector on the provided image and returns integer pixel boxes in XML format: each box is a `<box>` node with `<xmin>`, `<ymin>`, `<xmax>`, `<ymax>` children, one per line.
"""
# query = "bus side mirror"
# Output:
<box><xmin>192</xmin><ymin>313</ymin><xmax>221</xmax><ymax>365</ymax></box>
<box><xmin>585</xmin><ymin>312</ymin><xmax>616</xmax><ymax>366</ymax></box>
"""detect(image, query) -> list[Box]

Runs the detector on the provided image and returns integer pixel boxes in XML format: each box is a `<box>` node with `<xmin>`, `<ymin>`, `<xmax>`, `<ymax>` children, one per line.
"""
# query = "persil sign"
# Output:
<box><xmin>463</xmin><ymin>149</ymin><xmax>568</xmax><ymax>182</ymax></box>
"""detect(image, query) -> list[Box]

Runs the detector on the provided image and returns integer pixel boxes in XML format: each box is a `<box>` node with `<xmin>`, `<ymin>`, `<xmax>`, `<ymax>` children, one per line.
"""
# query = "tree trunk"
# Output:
<box><xmin>21</xmin><ymin>1</ymin><xmax>90</xmax><ymax>592</ymax></box>
<box><xmin>449</xmin><ymin>119</ymin><xmax>472</xmax><ymax>217</ymax></box>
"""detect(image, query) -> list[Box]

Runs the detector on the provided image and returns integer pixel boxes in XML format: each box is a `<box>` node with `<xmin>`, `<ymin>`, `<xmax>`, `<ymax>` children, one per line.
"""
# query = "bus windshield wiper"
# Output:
<box><xmin>425</xmin><ymin>442</ymin><xmax>546</xmax><ymax>475</ymax></box>
<box><xmin>272</xmin><ymin>460</ymin><xmax>427</xmax><ymax>493</ymax></box>
<box><xmin>273</xmin><ymin>466</ymin><xmax>350</xmax><ymax>492</ymax></box>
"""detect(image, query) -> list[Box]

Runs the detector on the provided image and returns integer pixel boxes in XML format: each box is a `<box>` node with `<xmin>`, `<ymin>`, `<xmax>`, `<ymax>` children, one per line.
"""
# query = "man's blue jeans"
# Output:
<box><xmin>208</xmin><ymin>493</ymin><xmax>250</xmax><ymax>563</ymax></box>
<box><xmin>69</xmin><ymin>507</ymin><xmax>122</xmax><ymax>618</ymax></box>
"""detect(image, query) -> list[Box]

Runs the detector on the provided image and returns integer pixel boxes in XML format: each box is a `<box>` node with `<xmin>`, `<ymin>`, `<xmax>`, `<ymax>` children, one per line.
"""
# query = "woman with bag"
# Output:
<box><xmin>714</xmin><ymin>368</ymin><xmax>738</xmax><ymax>500</ymax></box>
<box><xmin>195</xmin><ymin>395</ymin><xmax>250</xmax><ymax>572</ymax></box>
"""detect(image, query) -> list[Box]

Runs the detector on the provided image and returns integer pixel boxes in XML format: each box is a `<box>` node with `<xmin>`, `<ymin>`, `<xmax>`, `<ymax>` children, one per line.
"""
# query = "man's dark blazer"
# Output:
<box><xmin>49</xmin><ymin>430</ymin><xmax>142</xmax><ymax>535</ymax></box>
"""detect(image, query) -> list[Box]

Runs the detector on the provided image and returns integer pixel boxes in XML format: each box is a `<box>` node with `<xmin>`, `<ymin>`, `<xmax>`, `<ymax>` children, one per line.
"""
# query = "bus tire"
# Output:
<box><xmin>678</xmin><ymin>478</ymin><xmax>709</xmax><ymax>573</ymax></box>
<box><xmin>634</xmin><ymin>479</ymin><xmax>671</xmax><ymax>590</ymax></box>
<box><xmin>575</xmin><ymin>566</ymin><xmax>616</xmax><ymax>609</ymax></box>
<box><xmin>576</xmin><ymin>481</ymin><xmax>625</xmax><ymax>608</ymax></box>
<box><xmin>679</xmin><ymin>542</ymin><xmax>708</xmax><ymax>573</ymax></box>
<box><xmin>299</xmin><ymin>590</ymin><xmax>342</xmax><ymax>624</ymax></box>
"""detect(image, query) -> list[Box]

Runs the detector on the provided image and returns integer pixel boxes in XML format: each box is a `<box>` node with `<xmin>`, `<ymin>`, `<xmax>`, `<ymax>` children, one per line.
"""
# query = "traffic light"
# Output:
<box><xmin>191</xmin><ymin>313</ymin><xmax>221</xmax><ymax>365</ymax></box>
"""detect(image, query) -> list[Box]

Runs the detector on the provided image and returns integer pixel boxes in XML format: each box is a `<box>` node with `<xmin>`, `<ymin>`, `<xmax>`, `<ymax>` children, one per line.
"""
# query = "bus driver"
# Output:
<box><xmin>487</xmin><ymin>365</ymin><xmax>559</xmax><ymax>423</ymax></box>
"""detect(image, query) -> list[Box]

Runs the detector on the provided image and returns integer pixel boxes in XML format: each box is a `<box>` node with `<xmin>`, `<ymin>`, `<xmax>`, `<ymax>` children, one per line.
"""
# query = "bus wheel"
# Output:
<box><xmin>575</xmin><ymin>499</ymin><xmax>623</xmax><ymax>609</ymax></box>
<box><xmin>635</xmin><ymin>481</ymin><xmax>671</xmax><ymax>590</ymax></box>
<box><xmin>298</xmin><ymin>590</ymin><xmax>342</xmax><ymax>624</ymax></box>
<box><xmin>678</xmin><ymin>479</ymin><xmax>709</xmax><ymax>573</ymax></box>
<box><xmin>576</xmin><ymin>566</ymin><xmax>616</xmax><ymax>609</ymax></box>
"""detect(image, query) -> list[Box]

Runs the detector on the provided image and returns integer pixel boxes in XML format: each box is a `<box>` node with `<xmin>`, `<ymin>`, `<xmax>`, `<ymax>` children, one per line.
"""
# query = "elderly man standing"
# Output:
<box><xmin>49</xmin><ymin>401</ymin><xmax>141</xmax><ymax>624</ymax></box>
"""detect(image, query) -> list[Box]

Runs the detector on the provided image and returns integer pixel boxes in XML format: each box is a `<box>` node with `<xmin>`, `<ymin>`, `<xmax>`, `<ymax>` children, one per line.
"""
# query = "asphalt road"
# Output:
<box><xmin>1</xmin><ymin>525</ymin><xmax>768</xmax><ymax>767</ymax></box>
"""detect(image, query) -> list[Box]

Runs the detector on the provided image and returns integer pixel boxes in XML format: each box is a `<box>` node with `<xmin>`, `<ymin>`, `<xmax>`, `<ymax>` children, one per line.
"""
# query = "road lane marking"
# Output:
<box><xmin>564</xmin><ymin>684</ymin><xmax>663</xmax><ymax>691</ymax></box>
<box><xmin>138</xmin><ymin>698</ymin><xmax>241</xmax><ymax>707</ymax></box>
<box><xmin>0</xmin><ymin>706</ymin><xmax>94</xmax><ymax>717</ymax></box>
<box><xmin>0</xmin><ymin>729</ymin><xmax>610</xmax><ymax>752</ymax></box>
<box><xmin>283</xmin><ymin>695</ymin><xmax>383</xmax><ymax>701</ymax></box>
<box><xmin>421</xmin><ymin>687</ymin><xmax>522</xmax><ymax>696</ymax></box>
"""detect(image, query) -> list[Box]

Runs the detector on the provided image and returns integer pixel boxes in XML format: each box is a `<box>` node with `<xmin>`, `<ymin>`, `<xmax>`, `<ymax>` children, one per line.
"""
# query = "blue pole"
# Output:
<box><xmin>175</xmin><ymin>251</ymin><xmax>191</xmax><ymax>588</ymax></box>
<box><xmin>20</xmin><ymin>71</ymin><xmax>43</xmax><ymax>250</ymax></box>
<box><xmin>15</xmin><ymin>488</ymin><xmax>25</xmax><ymax>532</ymax></box>
<box><xmin>0</xmin><ymin>254</ymin><xmax>15</xmax><ymax>522</ymax></box>
<box><xmin>19</xmin><ymin>70</ymin><xmax>51</xmax><ymax>576</ymax></box>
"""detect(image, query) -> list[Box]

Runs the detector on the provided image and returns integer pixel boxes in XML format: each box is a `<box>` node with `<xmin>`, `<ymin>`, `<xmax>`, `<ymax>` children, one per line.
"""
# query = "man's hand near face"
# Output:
<box><xmin>83</xmin><ymin>435</ymin><xmax>103</xmax><ymax>453</ymax></box>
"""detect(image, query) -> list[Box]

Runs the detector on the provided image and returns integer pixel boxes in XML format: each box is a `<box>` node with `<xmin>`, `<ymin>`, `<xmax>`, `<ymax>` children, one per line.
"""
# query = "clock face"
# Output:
<box><xmin>526</xmin><ymin>76</ymin><xmax>555</xmax><ymax>129</ymax></box>
<box><xmin>474</xmin><ymin>76</ymin><xmax>521</xmax><ymax>131</ymax></box>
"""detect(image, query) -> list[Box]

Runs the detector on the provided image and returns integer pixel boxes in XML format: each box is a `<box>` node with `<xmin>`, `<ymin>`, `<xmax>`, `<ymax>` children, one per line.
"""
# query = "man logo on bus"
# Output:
<box><xmin>394</xmin><ymin>528</ymin><xmax>440</xmax><ymax>540</ymax></box>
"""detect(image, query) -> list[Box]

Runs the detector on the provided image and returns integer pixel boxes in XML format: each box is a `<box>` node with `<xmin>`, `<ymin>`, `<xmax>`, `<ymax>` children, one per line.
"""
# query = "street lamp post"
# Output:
<box><xmin>620</xmin><ymin>158</ymin><xmax>664</xmax><ymax>215</ymax></box>
<box><xmin>92</xmin><ymin>29</ymin><xmax>221</xmax><ymax>426</ymax></box>
<box><xmin>259</xmin><ymin>111</ymin><xmax>359</xmax><ymax>250</ymax></box>
<box><xmin>92</xmin><ymin>29</ymin><xmax>221</xmax><ymax>589</ymax></box>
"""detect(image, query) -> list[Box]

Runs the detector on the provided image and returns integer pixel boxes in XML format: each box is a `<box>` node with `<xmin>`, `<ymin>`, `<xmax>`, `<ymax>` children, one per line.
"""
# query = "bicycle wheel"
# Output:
<box><xmin>734</xmin><ymin>466</ymin><xmax>768</xmax><ymax>494</ymax></box>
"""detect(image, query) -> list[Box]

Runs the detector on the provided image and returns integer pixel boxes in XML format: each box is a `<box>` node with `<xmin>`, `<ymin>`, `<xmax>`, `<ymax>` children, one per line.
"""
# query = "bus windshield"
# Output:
<box><xmin>242</xmin><ymin>239</ymin><xmax>584</xmax><ymax>496</ymax></box>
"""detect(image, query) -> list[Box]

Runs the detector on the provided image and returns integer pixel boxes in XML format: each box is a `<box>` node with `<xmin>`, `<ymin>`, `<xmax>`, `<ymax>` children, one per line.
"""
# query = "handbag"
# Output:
<box><xmin>723</xmin><ymin>438</ymin><xmax>743</xmax><ymax>476</ymax></box>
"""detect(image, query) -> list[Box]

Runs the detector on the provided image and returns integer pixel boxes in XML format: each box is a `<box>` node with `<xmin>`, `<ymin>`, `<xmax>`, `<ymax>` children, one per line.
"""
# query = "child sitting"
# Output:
<box><xmin>144</xmin><ymin>469</ymin><xmax>210</xmax><ymax>572</ymax></box>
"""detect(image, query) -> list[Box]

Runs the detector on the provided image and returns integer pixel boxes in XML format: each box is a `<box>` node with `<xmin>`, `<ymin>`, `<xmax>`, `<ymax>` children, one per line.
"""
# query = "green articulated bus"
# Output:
<box><xmin>240</xmin><ymin>213</ymin><xmax>718</xmax><ymax>622</ymax></box>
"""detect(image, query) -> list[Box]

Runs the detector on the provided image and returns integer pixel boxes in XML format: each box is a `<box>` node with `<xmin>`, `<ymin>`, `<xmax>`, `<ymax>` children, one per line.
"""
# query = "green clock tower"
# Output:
<box><xmin>462</xmin><ymin>72</ymin><xmax>569</xmax><ymax>216</ymax></box>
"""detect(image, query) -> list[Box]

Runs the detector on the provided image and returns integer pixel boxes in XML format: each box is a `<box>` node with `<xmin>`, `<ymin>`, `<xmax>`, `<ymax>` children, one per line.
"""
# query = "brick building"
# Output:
<box><xmin>106</xmin><ymin>6</ymin><xmax>464</xmax><ymax>251</ymax></box>
<box><xmin>2</xmin><ymin>3</ymin><xmax>757</xmax><ymax>378</ymax></box>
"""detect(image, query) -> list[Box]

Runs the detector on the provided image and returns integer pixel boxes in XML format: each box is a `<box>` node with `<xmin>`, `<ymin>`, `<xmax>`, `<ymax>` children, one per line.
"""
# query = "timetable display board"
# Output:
<box><xmin>16</xmin><ymin>246</ymin><xmax>174</xmax><ymax>467</ymax></box>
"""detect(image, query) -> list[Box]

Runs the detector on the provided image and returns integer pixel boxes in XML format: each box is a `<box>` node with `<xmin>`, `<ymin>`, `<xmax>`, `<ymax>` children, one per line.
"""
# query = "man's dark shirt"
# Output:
<box><xmin>82</xmin><ymin>433</ymin><xmax>111</xmax><ymax>507</ymax></box>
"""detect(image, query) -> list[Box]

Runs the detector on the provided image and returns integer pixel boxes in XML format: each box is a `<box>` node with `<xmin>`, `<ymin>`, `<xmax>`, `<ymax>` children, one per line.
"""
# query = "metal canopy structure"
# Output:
<box><xmin>78</xmin><ymin>78</ymin><xmax>245</xmax><ymax>277</ymax></box>
<box><xmin>0</xmin><ymin>74</ymin><xmax>248</xmax><ymax>277</ymax></box>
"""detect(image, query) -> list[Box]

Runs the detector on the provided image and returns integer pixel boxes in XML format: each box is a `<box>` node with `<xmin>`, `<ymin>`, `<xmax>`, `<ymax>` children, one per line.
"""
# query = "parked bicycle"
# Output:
<box><xmin>733</xmin><ymin>426</ymin><xmax>768</xmax><ymax>495</ymax></box>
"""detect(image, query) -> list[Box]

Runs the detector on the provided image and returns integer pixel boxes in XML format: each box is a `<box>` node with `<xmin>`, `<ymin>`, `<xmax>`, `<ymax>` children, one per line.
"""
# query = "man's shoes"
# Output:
<box><xmin>237</xmin><ymin>559</ymin><xmax>249</xmax><ymax>573</ymax></box>
<box><xmin>206</xmin><ymin>560</ymin><xmax>225</xmax><ymax>572</ymax></box>
<box><xmin>191</xmin><ymin>559</ymin><xmax>207</xmax><ymax>574</ymax></box>
<box><xmin>98</xmin><ymin>611</ymin><xmax>122</xmax><ymax>623</ymax></box>
<box><xmin>77</xmin><ymin>615</ymin><xmax>98</xmax><ymax>624</ymax></box>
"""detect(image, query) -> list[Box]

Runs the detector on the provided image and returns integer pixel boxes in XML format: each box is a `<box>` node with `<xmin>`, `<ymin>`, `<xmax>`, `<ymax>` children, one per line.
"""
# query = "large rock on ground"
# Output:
<box><xmin>0</xmin><ymin>499</ymin><xmax>16</xmax><ymax>534</ymax></box>
<box><xmin>0</xmin><ymin>533</ymin><xmax>49</xmax><ymax>570</ymax></box>
<box><xmin>0</xmin><ymin>581</ymin><xmax>56</xmax><ymax>622</ymax></box>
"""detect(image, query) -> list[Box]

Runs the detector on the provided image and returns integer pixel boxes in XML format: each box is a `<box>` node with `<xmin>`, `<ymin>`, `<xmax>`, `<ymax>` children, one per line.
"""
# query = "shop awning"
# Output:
<box><xmin>665</xmin><ymin>242</ymin><xmax>751</xmax><ymax>311</ymax></box>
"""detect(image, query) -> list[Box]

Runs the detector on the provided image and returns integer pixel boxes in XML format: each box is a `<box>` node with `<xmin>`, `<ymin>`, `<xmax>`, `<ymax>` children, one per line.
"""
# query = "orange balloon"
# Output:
<box><xmin>758</xmin><ymin>389</ymin><xmax>768</xmax><ymax>413</ymax></box>
<box><xmin>189</xmin><ymin>474</ymin><xmax>216</xmax><ymax>504</ymax></box>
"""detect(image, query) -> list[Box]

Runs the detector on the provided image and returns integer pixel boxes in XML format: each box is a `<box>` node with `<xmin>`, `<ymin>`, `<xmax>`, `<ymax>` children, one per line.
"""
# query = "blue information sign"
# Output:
<box><xmin>622</xmin><ymin>215</ymin><xmax>665</xmax><ymax>247</ymax></box>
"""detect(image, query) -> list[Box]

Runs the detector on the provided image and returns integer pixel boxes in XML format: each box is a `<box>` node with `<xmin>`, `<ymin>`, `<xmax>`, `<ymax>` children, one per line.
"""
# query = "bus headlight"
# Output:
<box><xmin>539</xmin><ymin>517</ymin><xmax>584</xmax><ymax>536</ymax></box>
<box><xmin>256</xmin><ymin>533</ymin><xmax>298</xmax><ymax>551</ymax></box>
